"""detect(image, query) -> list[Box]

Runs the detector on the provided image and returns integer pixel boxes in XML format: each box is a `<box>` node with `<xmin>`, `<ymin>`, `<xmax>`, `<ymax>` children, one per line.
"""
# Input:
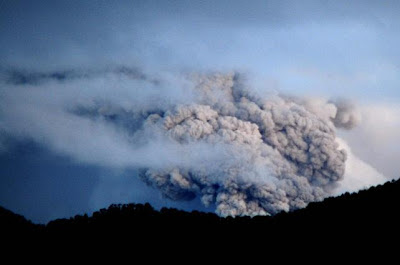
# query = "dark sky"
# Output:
<box><xmin>0</xmin><ymin>140</ymin><xmax>209</xmax><ymax>223</ymax></box>
<box><xmin>0</xmin><ymin>141</ymin><xmax>99</xmax><ymax>221</ymax></box>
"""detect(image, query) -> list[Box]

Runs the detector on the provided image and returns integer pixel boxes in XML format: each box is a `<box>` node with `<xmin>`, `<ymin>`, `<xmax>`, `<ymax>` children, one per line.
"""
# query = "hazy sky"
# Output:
<box><xmin>1</xmin><ymin>0</ymin><xmax>400</xmax><ymax>223</ymax></box>
<box><xmin>2</xmin><ymin>0</ymin><xmax>400</xmax><ymax>100</ymax></box>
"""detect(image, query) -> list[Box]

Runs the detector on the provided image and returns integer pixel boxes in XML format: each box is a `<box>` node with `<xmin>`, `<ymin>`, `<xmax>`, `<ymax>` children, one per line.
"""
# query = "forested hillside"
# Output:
<box><xmin>2</xmin><ymin>178</ymin><xmax>400</xmax><ymax>239</ymax></box>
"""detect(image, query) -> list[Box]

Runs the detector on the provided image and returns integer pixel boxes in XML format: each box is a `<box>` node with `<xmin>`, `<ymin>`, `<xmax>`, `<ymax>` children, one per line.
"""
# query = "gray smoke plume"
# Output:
<box><xmin>329</xmin><ymin>98</ymin><xmax>361</xmax><ymax>130</ymax></box>
<box><xmin>0</xmin><ymin>68</ymin><xmax>358</xmax><ymax>217</ymax></box>
<box><xmin>99</xmin><ymin>72</ymin><xmax>352</xmax><ymax>217</ymax></box>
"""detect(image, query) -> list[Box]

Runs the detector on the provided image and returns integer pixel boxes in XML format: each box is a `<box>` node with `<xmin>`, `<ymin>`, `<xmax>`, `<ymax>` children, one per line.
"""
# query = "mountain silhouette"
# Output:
<box><xmin>2</xmin><ymin>178</ymin><xmax>400</xmax><ymax>240</ymax></box>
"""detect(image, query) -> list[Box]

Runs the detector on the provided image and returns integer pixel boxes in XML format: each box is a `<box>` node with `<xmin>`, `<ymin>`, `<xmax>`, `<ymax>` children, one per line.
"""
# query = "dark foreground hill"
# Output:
<box><xmin>2</xmin><ymin>178</ymin><xmax>400</xmax><ymax>240</ymax></box>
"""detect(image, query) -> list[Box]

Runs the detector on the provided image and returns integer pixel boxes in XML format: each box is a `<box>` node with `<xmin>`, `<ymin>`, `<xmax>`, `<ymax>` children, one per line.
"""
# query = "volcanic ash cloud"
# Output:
<box><xmin>0</xmin><ymin>69</ymin><xmax>361</xmax><ymax>217</ymax></box>
<box><xmin>132</xmin><ymin>73</ymin><xmax>354</xmax><ymax>217</ymax></box>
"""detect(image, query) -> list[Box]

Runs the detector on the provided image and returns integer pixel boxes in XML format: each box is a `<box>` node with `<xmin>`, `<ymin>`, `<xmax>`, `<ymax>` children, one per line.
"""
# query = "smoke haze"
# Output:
<box><xmin>0</xmin><ymin>69</ymin><xmax>391</xmax><ymax>216</ymax></box>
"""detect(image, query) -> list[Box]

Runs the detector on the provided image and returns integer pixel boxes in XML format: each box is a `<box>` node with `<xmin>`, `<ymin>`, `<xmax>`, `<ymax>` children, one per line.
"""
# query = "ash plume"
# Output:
<box><xmin>0</xmin><ymin>68</ymin><xmax>363</xmax><ymax>217</ymax></box>
<box><xmin>93</xmin><ymin>72</ymin><xmax>354</xmax><ymax>217</ymax></box>
<box><xmin>329</xmin><ymin>98</ymin><xmax>361</xmax><ymax>130</ymax></box>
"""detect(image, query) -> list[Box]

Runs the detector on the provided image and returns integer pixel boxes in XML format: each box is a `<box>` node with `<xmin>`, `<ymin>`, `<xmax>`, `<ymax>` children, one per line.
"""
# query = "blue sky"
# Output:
<box><xmin>2</xmin><ymin>0</ymin><xmax>399</xmax><ymax>102</ymax></box>
<box><xmin>1</xmin><ymin>0</ymin><xmax>400</xmax><ymax>223</ymax></box>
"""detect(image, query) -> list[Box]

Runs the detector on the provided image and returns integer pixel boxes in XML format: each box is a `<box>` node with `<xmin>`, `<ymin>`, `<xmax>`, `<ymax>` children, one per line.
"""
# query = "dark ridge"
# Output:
<box><xmin>2</xmin><ymin>178</ymin><xmax>400</xmax><ymax>239</ymax></box>
<box><xmin>0</xmin><ymin>206</ymin><xmax>40</xmax><ymax>234</ymax></box>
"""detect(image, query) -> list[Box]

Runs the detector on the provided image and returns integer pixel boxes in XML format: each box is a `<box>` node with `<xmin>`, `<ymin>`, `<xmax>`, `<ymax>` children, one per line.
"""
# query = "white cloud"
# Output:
<box><xmin>335</xmin><ymin>138</ymin><xmax>387</xmax><ymax>194</ymax></box>
<box><xmin>339</xmin><ymin>103</ymin><xmax>400</xmax><ymax>179</ymax></box>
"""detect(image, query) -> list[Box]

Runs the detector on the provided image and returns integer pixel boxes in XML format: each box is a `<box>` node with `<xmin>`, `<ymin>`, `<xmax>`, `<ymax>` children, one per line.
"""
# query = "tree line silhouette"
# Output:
<box><xmin>2</xmin><ymin>178</ymin><xmax>400</xmax><ymax>240</ymax></box>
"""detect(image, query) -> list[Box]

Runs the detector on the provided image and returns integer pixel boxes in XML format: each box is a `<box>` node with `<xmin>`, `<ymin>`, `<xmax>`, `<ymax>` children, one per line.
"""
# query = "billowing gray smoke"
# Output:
<box><xmin>1</xmin><ymin>69</ymin><xmax>358</xmax><ymax>217</ymax></box>
<box><xmin>112</xmin><ymin>72</ymin><xmax>354</xmax><ymax>217</ymax></box>
<box><xmin>329</xmin><ymin>98</ymin><xmax>361</xmax><ymax>130</ymax></box>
